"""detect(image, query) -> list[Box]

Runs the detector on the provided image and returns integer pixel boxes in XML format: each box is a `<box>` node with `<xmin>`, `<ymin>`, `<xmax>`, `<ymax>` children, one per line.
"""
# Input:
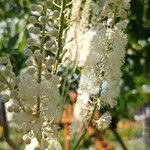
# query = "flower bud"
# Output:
<box><xmin>27</xmin><ymin>67</ymin><xmax>36</xmax><ymax>75</ymax></box>
<box><xmin>28</xmin><ymin>26</ymin><xmax>34</xmax><ymax>33</ymax></box>
<box><xmin>29</xmin><ymin>16</ymin><xmax>37</xmax><ymax>24</ymax></box>
<box><xmin>27</xmin><ymin>38</ymin><xmax>37</xmax><ymax>46</ymax></box>
<box><xmin>31</xmin><ymin>4</ymin><xmax>38</xmax><ymax>11</ymax></box>
<box><xmin>36</xmin><ymin>54</ymin><xmax>44</xmax><ymax>61</ymax></box>
<box><xmin>34</xmin><ymin>49</ymin><xmax>41</xmax><ymax>56</ymax></box>
<box><xmin>34</xmin><ymin>27</ymin><xmax>41</xmax><ymax>35</ymax></box>
<box><xmin>6</xmin><ymin>64</ymin><xmax>13</xmax><ymax>71</ymax></box>
<box><xmin>49</xmin><ymin>28</ymin><xmax>59</xmax><ymax>37</ymax></box>
<box><xmin>0</xmin><ymin>57</ymin><xmax>8</xmax><ymax>64</ymax></box>
<box><xmin>124</xmin><ymin>3</ymin><xmax>130</xmax><ymax>10</ymax></box>
<box><xmin>23</xmin><ymin>135</ymin><xmax>31</xmax><ymax>145</ymax></box>
<box><xmin>7</xmin><ymin>105</ymin><xmax>13</xmax><ymax>112</ymax></box>
<box><xmin>37</xmin><ymin>5</ymin><xmax>43</xmax><ymax>12</ymax></box>
<box><xmin>10</xmin><ymin>90</ymin><xmax>18</xmax><ymax>98</ymax></box>
<box><xmin>39</xmin><ymin>16</ymin><xmax>48</xmax><ymax>23</ymax></box>
<box><xmin>25</xmin><ymin>106</ymin><xmax>32</xmax><ymax>114</ymax></box>
<box><xmin>23</xmin><ymin>125</ymin><xmax>31</xmax><ymax>134</ymax></box>
<box><xmin>46</xmin><ymin>0</ymin><xmax>53</xmax><ymax>7</ymax></box>
<box><xmin>51</xmin><ymin>45</ymin><xmax>57</xmax><ymax>52</ymax></box>
<box><xmin>119</xmin><ymin>9</ymin><xmax>127</xmax><ymax>18</ymax></box>
<box><xmin>13</xmin><ymin>104</ymin><xmax>20</xmax><ymax>113</ymax></box>
<box><xmin>26</xmin><ymin>59</ymin><xmax>33</xmax><ymax>66</ymax></box>
<box><xmin>24</xmin><ymin>49</ymin><xmax>33</xmax><ymax>57</ymax></box>
<box><xmin>31</xmin><ymin>4</ymin><xmax>42</xmax><ymax>11</ymax></box>
<box><xmin>45</xmin><ymin>56</ymin><xmax>55</xmax><ymax>67</ymax></box>
<box><xmin>45</xmin><ymin>40</ymin><xmax>54</xmax><ymax>49</ymax></box>
<box><xmin>0</xmin><ymin>94</ymin><xmax>9</xmax><ymax>103</ymax></box>
<box><xmin>42</xmin><ymin>139</ymin><xmax>49</xmax><ymax>148</ymax></box>
<box><xmin>52</xmin><ymin>10</ymin><xmax>60</xmax><ymax>18</ymax></box>
<box><xmin>35</xmin><ymin>146</ymin><xmax>40</xmax><ymax>150</ymax></box>
<box><xmin>45</xmin><ymin>72</ymin><xmax>51</xmax><ymax>79</ymax></box>
<box><xmin>49</xmin><ymin>57</ymin><xmax>55</xmax><ymax>65</ymax></box>
<box><xmin>14</xmin><ymin>76</ymin><xmax>20</xmax><ymax>85</ymax></box>
<box><xmin>29</xmin><ymin>26</ymin><xmax>41</xmax><ymax>35</ymax></box>
<box><xmin>0</xmin><ymin>83</ymin><xmax>5</xmax><ymax>90</ymax></box>
<box><xmin>3</xmin><ymin>69</ymin><xmax>11</xmax><ymax>76</ymax></box>
<box><xmin>9</xmin><ymin>72</ymin><xmax>16</xmax><ymax>78</ymax></box>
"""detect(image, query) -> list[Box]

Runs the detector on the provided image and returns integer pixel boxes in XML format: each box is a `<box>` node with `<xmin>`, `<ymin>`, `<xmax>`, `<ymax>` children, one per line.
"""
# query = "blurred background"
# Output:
<box><xmin>0</xmin><ymin>0</ymin><xmax>150</xmax><ymax>149</ymax></box>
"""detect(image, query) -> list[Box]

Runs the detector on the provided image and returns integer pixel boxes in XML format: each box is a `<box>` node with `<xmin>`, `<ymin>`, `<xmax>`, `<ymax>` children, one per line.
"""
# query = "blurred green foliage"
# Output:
<box><xmin>0</xmin><ymin>0</ymin><xmax>34</xmax><ymax>74</ymax></box>
<box><xmin>117</xmin><ymin>0</ymin><xmax>150</xmax><ymax>119</ymax></box>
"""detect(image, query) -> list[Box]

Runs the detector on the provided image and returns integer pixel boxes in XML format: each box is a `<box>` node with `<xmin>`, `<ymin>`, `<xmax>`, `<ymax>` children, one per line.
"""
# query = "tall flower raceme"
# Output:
<box><xmin>63</xmin><ymin>0</ymin><xmax>94</xmax><ymax>67</ymax></box>
<box><xmin>63</xmin><ymin>0</ymin><xmax>129</xmax><ymax>146</ymax></box>
<box><xmin>0</xmin><ymin>0</ymin><xmax>130</xmax><ymax>150</ymax></box>
<box><xmin>0</xmin><ymin>0</ymin><xmax>71</xmax><ymax>149</ymax></box>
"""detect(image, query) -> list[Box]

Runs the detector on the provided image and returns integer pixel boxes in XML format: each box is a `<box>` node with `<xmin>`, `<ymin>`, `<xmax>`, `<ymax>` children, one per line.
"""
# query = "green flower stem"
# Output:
<box><xmin>35</xmin><ymin>7</ymin><xmax>47</xmax><ymax>144</ymax></box>
<box><xmin>36</xmin><ymin>7</ymin><xmax>46</xmax><ymax>118</ymax></box>
<box><xmin>53</xmin><ymin>2</ymin><xmax>61</xmax><ymax>8</ymax></box>
<box><xmin>66</xmin><ymin>1</ymin><xmax>73</xmax><ymax>7</ymax></box>
<box><xmin>73</xmin><ymin>104</ymin><xmax>97</xmax><ymax>150</ymax></box>
<box><xmin>55</xmin><ymin>0</ymin><xmax>66</xmax><ymax>73</ymax></box>
<box><xmin>0</xmin><ymin>72</ymin><xmax>25</xmax><ymax>111</ymax></box>
<box><xmin>59</xmin><ymin>66</ymin><xmax>77</xmax><ymax>123</ymax></box>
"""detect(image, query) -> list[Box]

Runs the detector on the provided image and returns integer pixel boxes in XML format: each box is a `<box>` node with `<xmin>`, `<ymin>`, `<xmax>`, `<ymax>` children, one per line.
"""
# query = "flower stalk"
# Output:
<box><xmin>55</xmin><ymin>0</ymin><xmax>66</xmax><ymax>73</ymax></box>
<box><xmin>36</xmin><ymin>7</ymin><xmax>46</xmax><ymax>118</ymax></box>
<box><xmin>73</xmin><ymin>104</ymin><xmax>97</xmax><ymax>150</ymax></box>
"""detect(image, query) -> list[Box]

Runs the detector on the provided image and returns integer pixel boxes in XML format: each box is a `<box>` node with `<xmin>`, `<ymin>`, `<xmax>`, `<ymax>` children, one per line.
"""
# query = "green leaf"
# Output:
<box><xmin>7</xmin><ymin>33</ymin><xmax>19</xmax><ymax>50</ymax></box>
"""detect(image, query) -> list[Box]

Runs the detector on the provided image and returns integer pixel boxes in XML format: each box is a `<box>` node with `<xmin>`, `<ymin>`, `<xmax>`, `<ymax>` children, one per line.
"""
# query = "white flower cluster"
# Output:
<box><xmin>0</xmin><ymin>1</ymin><xmax>63</xmax><ymax>149</ymax></box>
<box><xmin>63</xmin><ymin>0</ymin><xmax>94</xmax><ymax>67</ymax></box>
<box><xmin>27</xmin><ymin>2</ymin><xmax>59</xmax><ymax>53</ymax></box>
<box><xmin>67</xmin><ymin>0</ymin><xmax>129</xmax><ymax>130</ymax></box>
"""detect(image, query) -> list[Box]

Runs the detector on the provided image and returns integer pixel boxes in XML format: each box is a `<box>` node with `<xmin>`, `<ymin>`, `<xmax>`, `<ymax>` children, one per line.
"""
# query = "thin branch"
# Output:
<box><xmin>73</xmin><ymin>104</ymin><xmax>97</xmax><ymax>150</ymax></box>
<box><xmin>0</xmin><ymin>100</ymin><xmax>19</xmax><ymax>150</ymax></box>
<box><xmin>111</xmin><ymin>128</ymin><xmax>128</xmax><ymax>150</ymax></box>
